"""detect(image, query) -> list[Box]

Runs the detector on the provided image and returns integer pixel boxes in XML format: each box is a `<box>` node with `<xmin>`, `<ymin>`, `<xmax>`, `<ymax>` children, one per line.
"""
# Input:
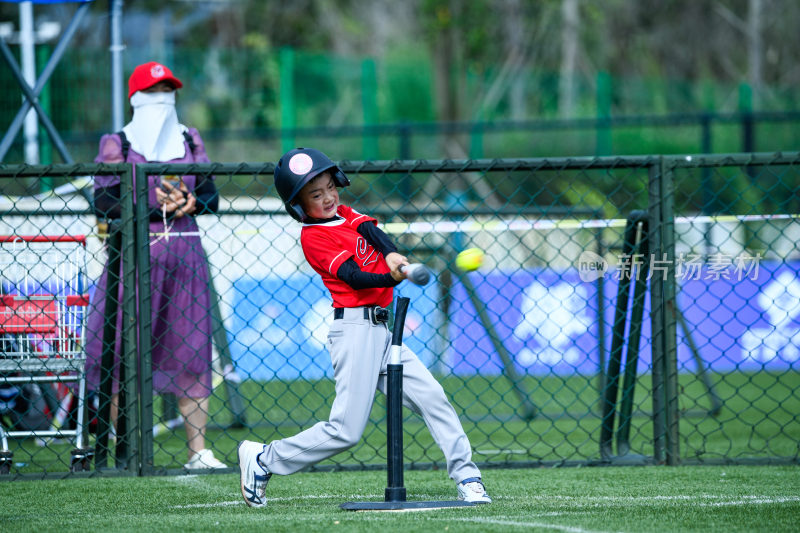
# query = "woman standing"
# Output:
<box><xmin>86</xmin><ymin>61</ymin><xmax>225</xmax><ymax>470</ymax></box>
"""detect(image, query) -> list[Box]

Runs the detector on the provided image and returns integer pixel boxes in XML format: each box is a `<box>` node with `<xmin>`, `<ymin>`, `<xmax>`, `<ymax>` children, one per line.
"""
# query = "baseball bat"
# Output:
<box><xmin>400</xmin><ymin>263</ymin><xmax>431</xmax><ymax>285</ymax></box>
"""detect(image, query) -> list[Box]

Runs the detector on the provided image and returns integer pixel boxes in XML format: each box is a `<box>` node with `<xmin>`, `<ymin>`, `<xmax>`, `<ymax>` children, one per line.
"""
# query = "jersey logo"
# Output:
<box><xmin>356</xmin><ymin>237</ymin><xmax>381</xmax><ymax>267</ymax></box>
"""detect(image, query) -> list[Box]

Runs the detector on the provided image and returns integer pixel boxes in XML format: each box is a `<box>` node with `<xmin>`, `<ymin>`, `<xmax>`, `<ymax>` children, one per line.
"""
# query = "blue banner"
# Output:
<box><xmin>448</xmin><ymin>268</ymin><xmax>601</xmax><ymax>376</ymax></box>
<box><xmin>228</xmin><ymin>275</ymin><xmax>437</xmax><ymax>380</ymax></box>
<box><xmin>227</xmin><ymin>261</ymin><xmax>800</xmax><ymax>380</ymax></box>
<box><xmin>448</xmin><ymin>261</ymin><xmax>800</xmax><ymax>376</ymax></box>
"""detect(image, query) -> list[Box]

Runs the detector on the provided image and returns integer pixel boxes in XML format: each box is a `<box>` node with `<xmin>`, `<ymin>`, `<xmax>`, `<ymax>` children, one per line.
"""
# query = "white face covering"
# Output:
<box><xmin>122</xmin><ymin>91</ymin><xmax>187</xmax><ymax>162</ymax></box>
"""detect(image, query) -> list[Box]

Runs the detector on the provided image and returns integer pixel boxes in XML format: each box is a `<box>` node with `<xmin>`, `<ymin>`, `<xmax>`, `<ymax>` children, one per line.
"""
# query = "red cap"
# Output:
<box><xmin>128</xmin><ymin>61</ymin><xmax>183</xmax><ymax>98</ymax></box>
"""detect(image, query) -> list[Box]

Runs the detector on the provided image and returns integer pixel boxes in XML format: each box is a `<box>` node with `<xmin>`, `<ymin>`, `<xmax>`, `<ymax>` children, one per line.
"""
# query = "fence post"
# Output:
<box><xmin>700</xmin><ymin>114</ymin><xmax>713</xmax><ymax>258</ymax></box>
<box><xmin>648</xmin><ymin>156</ymin><xmax>679</xmax><ymax>465</ymax></box>
<box><xmin>739</xmin><ymin>83</ymin><xmax>754</xmax><ymax>153</ymax></box>
<box><xmin>134</xmin><ymin>164</ymin><xmax>154</xmax><ymax>475</ymax></box>
<box><xmin>120</xmin><ymin>163</ymin><xmax>139</xmax><ymax>472</ymax></box>
<box><xmin>35</xmin><ymin>45</ymin><xmax>52</xmax><ymax>187</ymax></box>
<box><xmin>398</xmin><ymin>123</ymin><xmax>411</xmax><ymax>160</ymax></box>
<box><xmin>280</xmin><ymin>47</ymin><xmax>296</xmax><ymax>153</ymax></box>
<box><xmin>661</xmin><ymin>160</ymin><xmax>680</xmax><ymax>466</ymax></box>
<box><xmin>398</xmin><ymin>123</ymin><xmax>412</xmax><ymax>201</ymax></box>
<box><xmin>469</xmin><ymin>122</ymin><xmax>483</xmax><ymax>159</ymax></box>
<box><xmin>596</xmin><ymin>71</ymin><xmax>612</xmax><ymax>156</ymax></box>
<box><xmin>95</xmin><ymin>222</ymin><xmax>121</xmax><ymax>469</ymax></box>
<box><xmin>361</xmin><ymin>58</ymin><xmax>378</xmax><ymax>160</ymax></box>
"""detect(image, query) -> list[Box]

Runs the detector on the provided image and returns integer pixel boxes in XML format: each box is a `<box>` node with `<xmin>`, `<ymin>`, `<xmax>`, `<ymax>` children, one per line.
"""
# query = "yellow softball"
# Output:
<box><xmin>456</xmin><ymin>247</ymin><xmax>485</xmax><ymax>272</ymax></box>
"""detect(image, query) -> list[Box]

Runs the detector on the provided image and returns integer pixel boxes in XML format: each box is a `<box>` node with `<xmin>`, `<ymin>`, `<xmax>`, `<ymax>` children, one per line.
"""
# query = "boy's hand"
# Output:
<box><xmin>385</xmin><ymin>252</ymin><xmax>408</xmax><ymax>282</ymax></box>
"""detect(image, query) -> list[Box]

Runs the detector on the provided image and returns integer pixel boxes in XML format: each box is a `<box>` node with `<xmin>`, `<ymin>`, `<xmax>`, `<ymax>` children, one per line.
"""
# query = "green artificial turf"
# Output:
<box><xmin>1</xmin><ymin>465</ymin><xmax>798</xmax><ymax>532</ymax></box>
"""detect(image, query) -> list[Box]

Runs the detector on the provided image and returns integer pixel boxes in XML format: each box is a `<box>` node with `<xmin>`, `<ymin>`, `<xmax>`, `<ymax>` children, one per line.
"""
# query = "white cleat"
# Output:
<box><xmin>238</xmin><ymin>440</ymin><xmax>271</xmax><ymax>508</ymax></box>
<box><xmin>184</xmin><ymin>448</ymin><xmax>227</xmax><ymax>470</ymax></box>
<box><xmin>457</xmin><ymin>477</ymin><xmax>492</xmax><ymax>504</ymax></box>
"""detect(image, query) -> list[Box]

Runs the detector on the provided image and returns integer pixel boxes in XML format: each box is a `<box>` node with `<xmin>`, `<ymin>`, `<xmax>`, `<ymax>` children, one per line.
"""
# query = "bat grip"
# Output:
<box><xmin>390</xmin><ymin>297</ymin><xmax>410</xmax><ymax>365</ymax></box>
<box><xmin>392</xmin><ymin>297</ymin><xmax>410</xmax><ymax>347</ymax></box>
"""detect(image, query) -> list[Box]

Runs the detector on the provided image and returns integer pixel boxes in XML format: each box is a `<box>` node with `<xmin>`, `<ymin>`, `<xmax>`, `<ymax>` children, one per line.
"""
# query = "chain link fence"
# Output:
<box><xmin>0</xmin><ymin>153</ymin><xmax>798</xmax><ymax>479</ymax></box>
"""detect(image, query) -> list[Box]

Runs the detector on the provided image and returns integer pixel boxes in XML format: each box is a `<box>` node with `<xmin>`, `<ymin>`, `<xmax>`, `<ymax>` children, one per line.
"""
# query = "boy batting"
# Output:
<box><xmin>238</xmin><ymin>147</ymin><xmax>491</xmax><ymax>508</ymax></box>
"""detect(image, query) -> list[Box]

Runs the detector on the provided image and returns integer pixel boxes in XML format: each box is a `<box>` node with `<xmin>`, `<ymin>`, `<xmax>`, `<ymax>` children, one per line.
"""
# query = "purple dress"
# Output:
<box><xmin>85</xmin><ymin>128</ymin><xmax>214</xmax><ymax>399</ymax></box>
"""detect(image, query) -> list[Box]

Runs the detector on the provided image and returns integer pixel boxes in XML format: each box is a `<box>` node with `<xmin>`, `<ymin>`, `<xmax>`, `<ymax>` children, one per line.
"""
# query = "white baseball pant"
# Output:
<box><xmin>257</xmin><ymin>306</ymin><xmax>482</xmax><ymax>483</ymax></box>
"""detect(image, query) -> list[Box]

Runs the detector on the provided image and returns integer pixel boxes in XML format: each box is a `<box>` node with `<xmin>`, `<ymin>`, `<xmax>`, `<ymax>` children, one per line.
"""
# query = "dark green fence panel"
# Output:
<box><xmin>0</xmin><ymin>153</ymin><xmax>798</xmax><ymax>479</ymax></box>
<box><xmin>667</xmin><ymin>153</ymin><xmax>800</xmax><ymax>464</ymax></box>
<box><xmin>0</xmin><ymin>163</ymin><xmax>136</xmax><ymax>478</ymax></box>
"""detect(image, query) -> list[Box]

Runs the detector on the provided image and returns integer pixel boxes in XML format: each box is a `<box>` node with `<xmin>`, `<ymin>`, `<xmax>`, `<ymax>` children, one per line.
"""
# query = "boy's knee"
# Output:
<box><xmin>334</xmin><ymin>427</ymin><xmax>363</xmax><ymax>448</ymax></box>
<box><xmin>325</xmin><ymin>421</ymin><xmax>365</xmax><ymax>449</ymax></box>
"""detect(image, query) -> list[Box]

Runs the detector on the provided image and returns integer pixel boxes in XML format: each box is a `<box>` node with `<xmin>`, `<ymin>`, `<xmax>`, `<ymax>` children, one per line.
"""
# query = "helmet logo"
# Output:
<box><xmin>150</xmin><ymin>64</ymin><xmax>165</xmax><ymax>78</ymax></box>
<box><xmin>288</xmin><ymin>153</ymin><xmax>314</xmax><ymax>175</ymax></box>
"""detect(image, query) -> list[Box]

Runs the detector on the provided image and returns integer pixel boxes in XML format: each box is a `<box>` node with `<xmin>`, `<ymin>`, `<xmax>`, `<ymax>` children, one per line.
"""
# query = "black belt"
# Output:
<box><xmin>333</xmin><ymin>306</ymin><xmax>389</xmax><ymax>325</ymax></box>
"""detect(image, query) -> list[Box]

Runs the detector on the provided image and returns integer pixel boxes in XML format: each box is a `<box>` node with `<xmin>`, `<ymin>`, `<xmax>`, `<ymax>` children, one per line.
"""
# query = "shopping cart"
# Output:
<box><xmin>0</xmin><ymin>235</ymin><xmax>94</xmax><ymax>473</ymax></box>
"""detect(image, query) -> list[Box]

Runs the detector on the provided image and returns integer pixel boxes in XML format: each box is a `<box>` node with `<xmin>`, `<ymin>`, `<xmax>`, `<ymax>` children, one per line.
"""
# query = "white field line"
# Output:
<box><xmin>447</xmin><ymin>516</ymin><xmax>604</xmax><ymax>533</ymax></box>
<box><xmin>505</xmin><ymin>494</ymin><xmax>800</xmax><ymax>506</ymax></box>
<box><xmin>168</xmin><ymin>492</ymin><xmax>800</xmax><ymax>510</ymax></box>
<box><xmin>172</xmin><ymin>501</ymin><xmax>244</xmax><ymax>508</ymax></box>
<box><xmin>698</xmin><ymin>496</ymin><xmax>800</xmax><ymax>507</ymax></box>
<box><xmin>170</xmin><ymin>493</ymin><xmax>374</xmax><ymax>509</ymax></box>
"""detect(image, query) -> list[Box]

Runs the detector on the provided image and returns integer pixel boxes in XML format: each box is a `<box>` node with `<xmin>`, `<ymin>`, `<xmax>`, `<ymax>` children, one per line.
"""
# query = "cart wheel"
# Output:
<box><xmin>0</xmin><ymin>451</ymin><xmax>13</xmax><ymax>475</ymax></box>
<box><xmin>70</xmin><ymin>448</ymin><xmax>94</xmax><ymax>472</ymax></box>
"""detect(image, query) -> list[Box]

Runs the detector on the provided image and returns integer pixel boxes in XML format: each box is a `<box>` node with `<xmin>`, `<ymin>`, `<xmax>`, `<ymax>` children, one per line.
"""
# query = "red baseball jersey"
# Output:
<box><xmin>301</xmin><ymin>204</ymin><xmax>394</xmax><ymax>308</ymax></box>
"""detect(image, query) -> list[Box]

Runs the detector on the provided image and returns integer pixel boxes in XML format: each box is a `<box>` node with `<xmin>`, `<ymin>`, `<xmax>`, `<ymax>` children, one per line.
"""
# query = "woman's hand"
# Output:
<box><xmin>385</xmin><ymin>252</ymin><xmax>408</xmax><ymax>282</ymax></box>
<box><xmin>174</xmin><ymin>190</ymin><xmax>196</xmax><ymax>218</ymax></box>
<box><xmin>156</xmin><ymin>179</ymin><xmax>183</xmax><ymax>212</ymax></box>
<box><xmin>156</xmin><ymin>179</ymin><xmax>196</xmax><ymax>217</ymax></box>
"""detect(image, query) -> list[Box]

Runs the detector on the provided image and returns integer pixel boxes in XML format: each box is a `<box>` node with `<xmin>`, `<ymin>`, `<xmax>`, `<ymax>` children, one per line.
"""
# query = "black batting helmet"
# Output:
<box><xmin>273</xmin><ymin>147</ymin><xmax>350</xmax><ymax>221</ymax></box>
